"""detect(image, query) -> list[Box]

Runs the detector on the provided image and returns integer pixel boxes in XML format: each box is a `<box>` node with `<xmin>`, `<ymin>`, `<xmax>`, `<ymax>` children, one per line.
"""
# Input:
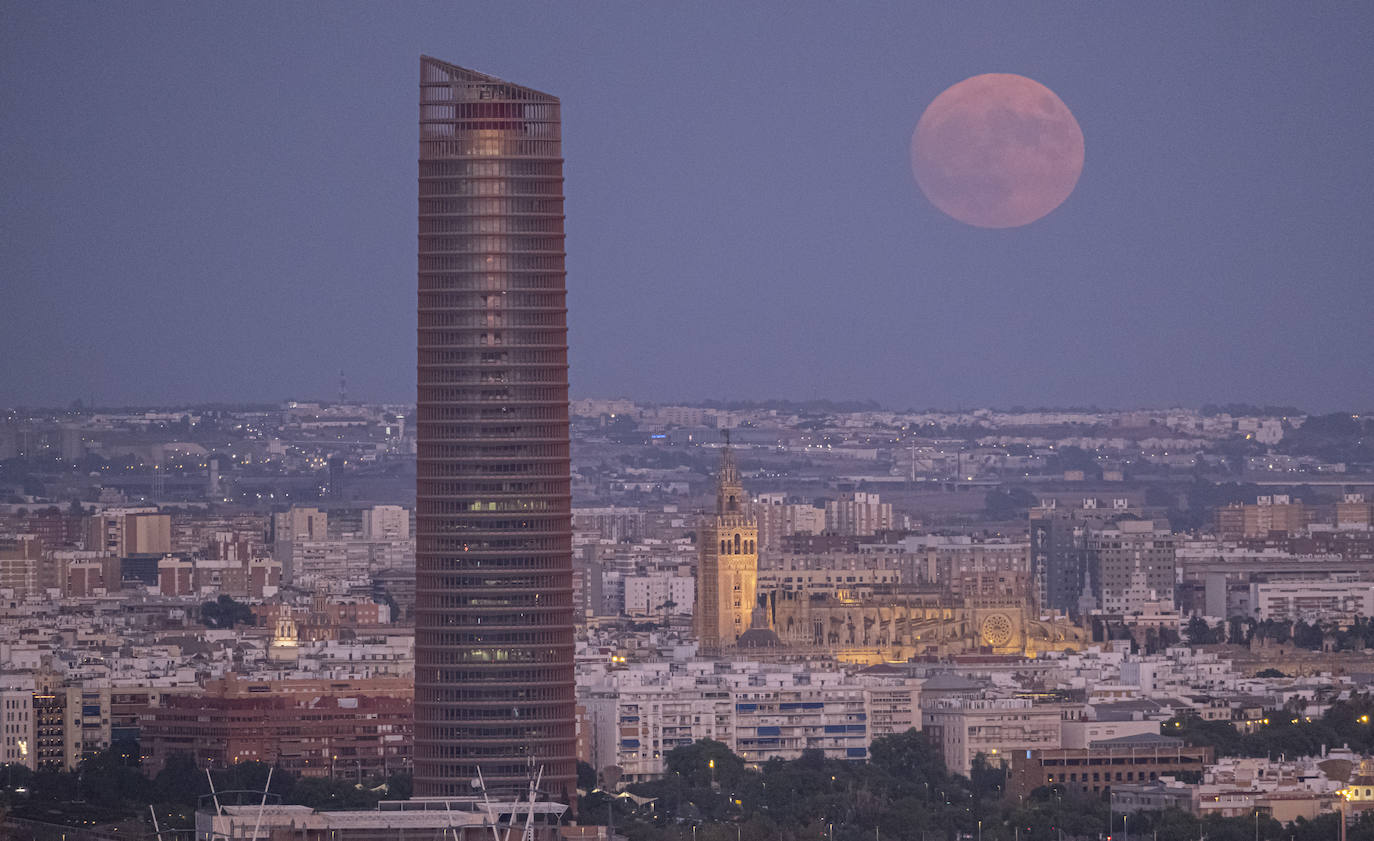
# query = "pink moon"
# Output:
<box><xmin>911</xmin><ymin>73</ymin><xmax>1085</xmax><ymax>228</ymax></box>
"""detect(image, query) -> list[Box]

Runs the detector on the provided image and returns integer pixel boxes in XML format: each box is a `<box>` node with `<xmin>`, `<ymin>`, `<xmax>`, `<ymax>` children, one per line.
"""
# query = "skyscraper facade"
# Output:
<box><xmin>415</xmin><ymin>56</ymin><xmax>575</xmax><ymax>801</ymax></box>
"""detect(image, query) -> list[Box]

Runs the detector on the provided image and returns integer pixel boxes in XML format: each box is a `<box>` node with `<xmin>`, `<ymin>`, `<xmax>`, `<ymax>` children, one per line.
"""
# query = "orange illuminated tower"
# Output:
<box><xmin>695</xmin><ymin>441</ymin><xmax>759</xmax><ymax>652</ymax></box>
<box><xmin>414</xmin><ymin>56</ymin><xmax>574</xmax><ymax>801</ymax></box>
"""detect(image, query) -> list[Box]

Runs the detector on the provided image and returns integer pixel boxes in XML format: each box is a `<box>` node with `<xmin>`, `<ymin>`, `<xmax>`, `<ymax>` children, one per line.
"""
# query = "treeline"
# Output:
<box><xmin>0</xmin><ymin>742</ymin><xmax>410</xmax><ymax>830</ymax></box>
<box><xmin>1168</xmin><ymin>693</ymin><xmax>1374</xmax><ymax>760</ymax></box>
<box><xmin>584</xmin><ymin>731</ymin><xmax>1374</xmax><ymax>841</ymax></box>
<box><xmin>1185</xmin><ymin>614</ymin><xmax>1374</xmax><ymax>651</ymax></box>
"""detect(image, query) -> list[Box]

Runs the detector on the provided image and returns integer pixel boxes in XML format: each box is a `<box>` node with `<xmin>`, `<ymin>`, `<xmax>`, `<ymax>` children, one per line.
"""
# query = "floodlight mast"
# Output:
<box><xmin>249</xmin><ymin>767</ymin><xmax>274</xmax><ymax>841</ymax></box>
<box><xmin>205</xmin><ymin>769</ymin><xmax>222</xmax><ymax>816</ymax></box>
<box><xmin>519</xmin><ymin>767</ymin><xmax>544</xmax><ymax>841</ymax></box>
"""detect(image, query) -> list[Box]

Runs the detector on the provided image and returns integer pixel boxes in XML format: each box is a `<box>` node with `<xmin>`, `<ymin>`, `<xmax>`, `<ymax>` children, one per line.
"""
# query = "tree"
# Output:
<box><xmin>1185</xmin><ymin>615</ymin><xmax>1214</xmax><ymax>645</ymax></box>
<box><xmin>152</xmin><ymin>753</ymin><xmax>205</xmax><ymax>805</ymax></box>
<box><xmin>968</xmin><ymin>753</ymin><xmax>1006</xmax><ymax>800</ymax></box>
<box><xmin>664</xmin><ymin>739</ymin><xmax>745</xmax><ymax>791</ymax></box>
<box><xmin>201</xmin><ymin>595</ymin><xmax>256</xmax><ymax>628</ymax></box>
<box><xmin>1293</xmin><ymin>620</ymin><xmax>1325</xmax><ymax>649</ymax></box>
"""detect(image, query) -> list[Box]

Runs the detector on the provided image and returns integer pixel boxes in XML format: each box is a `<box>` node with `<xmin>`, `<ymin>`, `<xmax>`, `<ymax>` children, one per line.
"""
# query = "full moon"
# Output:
<box><xmin>911</xmin><ymin>73</ymin><xmax>1084</xmax><ymax>228</ymax></box>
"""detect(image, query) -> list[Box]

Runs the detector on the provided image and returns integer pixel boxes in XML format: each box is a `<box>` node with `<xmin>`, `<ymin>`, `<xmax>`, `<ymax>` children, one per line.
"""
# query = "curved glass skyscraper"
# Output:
<box><xmin>415</xmin><ymin>56</ymin><xmax>575</xmax><ymax>802</ymax></box>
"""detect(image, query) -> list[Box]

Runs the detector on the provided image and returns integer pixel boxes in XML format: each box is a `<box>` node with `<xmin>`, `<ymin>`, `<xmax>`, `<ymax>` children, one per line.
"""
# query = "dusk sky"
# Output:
<box><xmin>3</xmin><ymin>3</ymin><xmax>1371</xmax><ymax>411</ymax></box>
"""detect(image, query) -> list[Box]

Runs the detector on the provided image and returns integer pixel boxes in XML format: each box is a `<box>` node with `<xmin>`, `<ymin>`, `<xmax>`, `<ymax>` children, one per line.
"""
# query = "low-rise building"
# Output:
<box><xmin>1008</xmin><ymin>733</ymin><xmax>1213</xmax><ymax>798</ymax></box>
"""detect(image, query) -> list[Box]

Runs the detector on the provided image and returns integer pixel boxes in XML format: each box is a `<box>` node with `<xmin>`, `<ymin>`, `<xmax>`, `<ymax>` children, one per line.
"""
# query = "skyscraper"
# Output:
<box><xmin>415</xmin><ymin>56</ymin><xmax>575</xmax><ymax>801</ymax></box>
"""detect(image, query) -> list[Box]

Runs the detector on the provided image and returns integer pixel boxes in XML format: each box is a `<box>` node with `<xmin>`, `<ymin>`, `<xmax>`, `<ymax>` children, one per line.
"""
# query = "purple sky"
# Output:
<box><xmin>3</xmin><ymin>4</ymin><xmax>1371</xmax><ymax>411</ymax></box>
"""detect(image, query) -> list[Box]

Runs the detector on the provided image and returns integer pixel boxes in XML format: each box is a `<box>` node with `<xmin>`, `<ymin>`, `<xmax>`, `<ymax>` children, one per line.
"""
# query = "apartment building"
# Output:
<box><xmin>580</xmin><ymin>661</ymin><xmax>921</xmax><ymax>782</ymax></box>
<box><xmin>922</xmin><ymin>697</ymin><xmax>1064</xmax><ymax>776</ymax></box>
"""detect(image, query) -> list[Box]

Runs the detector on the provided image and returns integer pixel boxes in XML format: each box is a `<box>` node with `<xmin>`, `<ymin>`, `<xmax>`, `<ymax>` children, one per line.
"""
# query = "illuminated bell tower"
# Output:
<box><xmin>696</xmin><ymin>436</ymin><xmax>758</xmax><ymax>652</ymax></box>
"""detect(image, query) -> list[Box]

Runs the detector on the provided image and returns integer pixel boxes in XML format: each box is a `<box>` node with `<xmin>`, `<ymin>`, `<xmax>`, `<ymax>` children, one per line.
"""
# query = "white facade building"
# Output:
<box><xmin>361</xmin><ymin>505</ymin><xmax>410</xmax><ymax>541</ymax></box>
<box><xmin>623</xmin><ymin>574</ymin><xmax>695</xmax><ymax>617</ymax></box>
<box><xmin>580</xmin><ymin>660</ymin><xmax>922</xmax><ymax>782</ymax></box>
<box><xmin>1249</xmin><ymin>578</ymin><xmax>1374</xmax><ymax>622</ymax></box>
<box><xmin>922</xmin><ymin>697</ymin><xmax>1063</xmax><ymax>776</ymax></box>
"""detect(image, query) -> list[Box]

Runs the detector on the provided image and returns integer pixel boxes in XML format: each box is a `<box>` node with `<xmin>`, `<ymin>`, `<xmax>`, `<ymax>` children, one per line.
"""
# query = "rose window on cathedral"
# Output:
<box><xmin>980</xmin><ymin>613</ymin><xmax>1014</xmax><ymax>648</ymax></box>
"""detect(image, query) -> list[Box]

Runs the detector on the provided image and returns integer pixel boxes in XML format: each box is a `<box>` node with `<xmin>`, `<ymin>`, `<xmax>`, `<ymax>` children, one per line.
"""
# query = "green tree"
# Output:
<box><xmin>1184</xmin><ymin>615</ymin><xmax>1214</xmax><ymax>645</ymax></box>
<box><xmin>201</xmin><ymin>594</ymin><xmax>256</xmax><ymax>628</ymax></box>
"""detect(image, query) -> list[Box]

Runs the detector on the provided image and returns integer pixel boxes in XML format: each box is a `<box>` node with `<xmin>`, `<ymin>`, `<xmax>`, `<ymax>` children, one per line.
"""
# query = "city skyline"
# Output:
<box><xmin>4</xmin><ymin>4</ymin><xmax>1373</xmax><ymax>412</ymax></box>
<box><xmin>5</xmin><ymin>6</ymin><xmax>1374</xmax><ymax>839</ymax></box>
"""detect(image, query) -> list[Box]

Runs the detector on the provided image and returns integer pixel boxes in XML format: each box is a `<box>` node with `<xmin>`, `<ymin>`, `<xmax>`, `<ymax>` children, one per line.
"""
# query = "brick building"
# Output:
<box><xmin>141</xmin><ymin>676</ymin><xmax>412</xmax><ymax>778</ymax></box>
<box><xmin>1008</xmin><ymin>733</ymin><xmax>1213</xmax><ymax>798</ymax></box>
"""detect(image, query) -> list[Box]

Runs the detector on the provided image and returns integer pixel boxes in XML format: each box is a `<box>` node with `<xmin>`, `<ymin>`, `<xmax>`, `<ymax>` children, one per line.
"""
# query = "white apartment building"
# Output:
<box><xmin>1249</xmin><ymin>578</ymin><xmax>1374</xmax><ymax>622</ymax></box>
<box><xmin>361</xmin><ymin>505</ymin><xmax>410</xmax><ymax>541</ymax></box>
<box><xmin>753</xmin><ymin>494</ymin><xmax>827</xmax><ymax>551</ymax></box>
<box><xmin>271</xmin><ymin>507</ymin><xmax>327</xmax><ymax>584</ymax></box>
<box><xmin>0</xmin><ymin>681</ymin><xmax>35</xmax><ymax>770</ymax></box>
<box><xmin>622</xmin><ymin>574</ymin><xmax>695</xmax><ymax>617</ymax></box>
<box><xmin>825</xmin><ymin>492</ymin><xmax>893</xmax><ymax>537</ymax></box>
<box><xmin>922</xmin><ymin>697</ymin><xmax>1063</xmax><ymax>776</ymax></box>
<box><xmin>580</xmin><ymin>661</ymin><xmax>922</xmax><ymax>782</ymax></box>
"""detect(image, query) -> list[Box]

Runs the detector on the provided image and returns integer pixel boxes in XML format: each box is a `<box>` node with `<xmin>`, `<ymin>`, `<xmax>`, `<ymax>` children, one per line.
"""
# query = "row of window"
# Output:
<box><xmin>419</xmin><ymin>273</ymin><xmax>566</xmax><ymax>292</ymax></box>
<box><xmin>419</xmin><ymin>312</ymin><xmax>565</xmax><ymax>328</ymax></box>
<box><xmin>421</xmin><ymin>119</ymin><xmax>559</xmax><ymax>140</ymax></box>
<box><xmin>418</xmin><ymin>373</ymin><xmax>567</xmax><ymax>389</ymax></box>
<box><xmin>718</xmin><ymin>533</ymin><xmax>756</xmax><ymax>555</ymax></box>
<box><xmin>415</xmin><ymin>762</ymin><xmax>577</xmax><ymax>792</ymax></box>
<box><xmin>414</xmin><ymin>630</ymin><xmax>570</xmax><ymax>648</ymax></box>
<box><xmin>420</xmin><ymin>102</ymin><xmax>557</xmax><ymax>121</ymax></box>
<box><xmin>419</xmin><ymin>198</ymin><xmax>563</xmax><ymax>217</ymax></box>
<box><xmin>414</xmin><ymin>561</ymin><xmax>568</xmax><ymax>578</ymax></box>
<box><xmin>417</xmin><ymin>534</ymin><xmax>570</xmax><ymax>551</ymax></box>
<box><xmin>417</xmin><ymin>462</ymin><xmax>566</xmax><ymax>478</ymax></box>
<box><xmin>420</xmin><ymin>252</ymin><xmax>565</xmax><ymax>271</ymax></box>
<box><xmin>418</xmin><ymin>498</ymin><xmax>561</xmax><ymax>513</ymax></box>
<box><xmin>418</xmin><ymin>76</ymin><xmax>553</xmax><ymax>103</ymax></box>
<box><xmin>420</xmin><ymin>291</ymin><xmax>564</xmax><ymax>309</ymax></box>
<box><xmin>419</xmin><ymin>181</ymin><xmax>563</xmax><ymax>200</ymax></box>
<box><xmin>417</xmin><ymin>612</ymin><xmax>571</xmax><ymax>630</ymax></box>
<box><xmin>414</xmin><ymin>483</ymin><xmax>565</xmax><ymax>499</ymax></box>
<box><xmin>416</xmin><ymin>685</ymin><xmax>574</xmax><ymax>704</ymax></box>
<box><xmin>419</xmin><ymin>215</ymin><xmax>563</xmax><ymax>234</ymax></box>
<box><xmin>418</xmin><ymin>350</ymin><xmax>568</xmax><ymax>368</ymax></box>
<box><xmin>409</xmin><ymin>409</ymin><xmax>566</xmax><ymax>425</ymax></box>
<box><xmin>418</xmin><ymin>329</ymin><xmax>567</xmax><ymax>348</ymax></box>
<box><xmin>420</xmin><ymin>158</ymin><xmax>561</xmax><ymax>178</ymax></box>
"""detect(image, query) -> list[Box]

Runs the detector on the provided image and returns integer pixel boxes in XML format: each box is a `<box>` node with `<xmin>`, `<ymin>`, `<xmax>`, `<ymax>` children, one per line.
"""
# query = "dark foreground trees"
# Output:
<box><xmin>0</xmin><ymin>743</ymin><xmax>411</xmax><ymax>830</ymax></box>
<box><xmin>581</xmin><ymin>730</ymin><xmax>1374</xmax><ymax>841</ymax></box>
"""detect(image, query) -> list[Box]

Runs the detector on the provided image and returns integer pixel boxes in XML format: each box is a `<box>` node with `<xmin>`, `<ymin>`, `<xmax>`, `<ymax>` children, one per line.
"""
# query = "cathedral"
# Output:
<box><xmin>695</xmin><ymin>443</ymin><xmax>1087</xmax><ymax>662</ymax></box>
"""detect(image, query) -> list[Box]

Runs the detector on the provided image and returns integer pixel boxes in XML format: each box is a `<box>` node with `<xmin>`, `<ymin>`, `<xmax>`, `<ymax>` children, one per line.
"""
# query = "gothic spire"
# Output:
<box><xmin>716</xmin><ymin>431</ymin><xmax>743</xmax><ymax>515</ymax></box>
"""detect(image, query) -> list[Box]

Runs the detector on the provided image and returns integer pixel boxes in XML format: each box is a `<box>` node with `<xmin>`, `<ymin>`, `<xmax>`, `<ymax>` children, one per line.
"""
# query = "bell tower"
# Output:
<box><xmin>696</xmin><ymin>434</ymin><xmax>759</xmax><ymax>652</ymax></box>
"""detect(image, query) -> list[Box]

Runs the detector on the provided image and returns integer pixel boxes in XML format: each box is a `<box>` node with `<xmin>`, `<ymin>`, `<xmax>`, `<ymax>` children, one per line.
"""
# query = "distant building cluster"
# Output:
<box><xmin>1</xmin><ymin>395</ymin><xmax>1373</xmax><ymax>834</ymax></box>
